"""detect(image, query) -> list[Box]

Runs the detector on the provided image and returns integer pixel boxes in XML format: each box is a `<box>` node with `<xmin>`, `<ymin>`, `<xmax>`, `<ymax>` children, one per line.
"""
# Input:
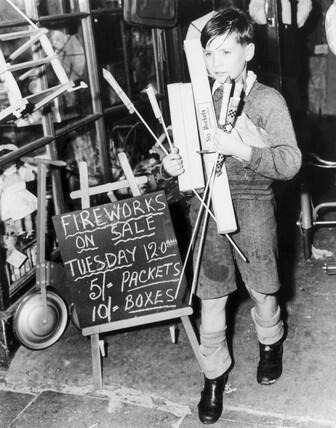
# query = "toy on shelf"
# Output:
<box><xmin>0</xmin><ymin>144</ymin><xmax>37</xmax><ymax>237</ymax></box>
<box><xmin>0</xmin><ymin>0</ymin><xmax>87</xmax><ymax>124</ymax></box>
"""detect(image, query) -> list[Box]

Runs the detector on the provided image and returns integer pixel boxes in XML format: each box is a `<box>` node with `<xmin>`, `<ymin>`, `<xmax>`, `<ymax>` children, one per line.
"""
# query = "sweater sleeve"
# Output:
<box><xmin>243</xmin><ymin>87</ymin><xmax>302</xmax><ymax>181</ymax></box>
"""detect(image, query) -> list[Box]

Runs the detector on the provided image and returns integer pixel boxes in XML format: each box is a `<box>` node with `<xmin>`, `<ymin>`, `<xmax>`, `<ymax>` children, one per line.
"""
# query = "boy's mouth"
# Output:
<box><xmin>213</xmin><ymin>72</ymin><xmax>231</xmax><ymax>81</ymax></box>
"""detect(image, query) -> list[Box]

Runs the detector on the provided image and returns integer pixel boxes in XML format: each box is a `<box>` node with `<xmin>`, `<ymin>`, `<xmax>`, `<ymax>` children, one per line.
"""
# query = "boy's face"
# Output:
<box><xmin>204</xmin><ymin>31</ymin><xmax>254</xmax><ymax>84</ymax></box>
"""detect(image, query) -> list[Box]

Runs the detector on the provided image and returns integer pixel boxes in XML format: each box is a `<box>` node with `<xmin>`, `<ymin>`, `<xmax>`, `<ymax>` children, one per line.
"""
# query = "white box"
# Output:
<box><xmin>184</xmin><ymin>38</ymin><xmax>237</xmax><ymax>234</ymax></box>
<box><xmin>167</xmin><ymin>82</ymin><xmax>205</xmax><ymax>192</ymax></box>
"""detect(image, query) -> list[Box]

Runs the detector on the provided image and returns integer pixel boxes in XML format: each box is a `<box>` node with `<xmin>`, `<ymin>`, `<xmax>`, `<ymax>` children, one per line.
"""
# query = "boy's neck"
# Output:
<box><xmin>212</xmin><ymin>70</ymin><xmax>257</xmax><ymax>96</ymax></box>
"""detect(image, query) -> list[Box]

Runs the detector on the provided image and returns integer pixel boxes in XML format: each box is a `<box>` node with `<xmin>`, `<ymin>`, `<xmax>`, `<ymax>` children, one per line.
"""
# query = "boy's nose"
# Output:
<box><xmin>212</xmin><ymin>51</ymin><xmax>224</xmax><ymax>66</ymax></box>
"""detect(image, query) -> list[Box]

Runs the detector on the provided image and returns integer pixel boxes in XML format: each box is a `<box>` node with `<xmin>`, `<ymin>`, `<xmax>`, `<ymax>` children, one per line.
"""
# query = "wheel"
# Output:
<box><xmin>298</xmin><ymin>183</ymin><xmax>314</xmax><ymax>259</ymax></box>
<box><xmin>13</xmin><ymin>289</ymin><xmax>69</xmax><ymax>350</ymax></box>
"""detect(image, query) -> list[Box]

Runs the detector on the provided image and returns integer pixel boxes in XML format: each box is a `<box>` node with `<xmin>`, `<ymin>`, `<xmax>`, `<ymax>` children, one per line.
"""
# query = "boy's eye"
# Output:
<box><xmin>204</xmin><ymin>49</ymin><xmax>231</xmax><ymax>58</ymax></box>
<box><xmin>217</xmin><ymin>49</ymin><xmax>231</xmax><ymax>55</ymax></box>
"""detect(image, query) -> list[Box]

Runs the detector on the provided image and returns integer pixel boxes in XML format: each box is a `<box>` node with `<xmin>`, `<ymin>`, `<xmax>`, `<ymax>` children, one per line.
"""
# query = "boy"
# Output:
<box><xmin>162</xmin><ymin>8</ymin><xmax>301</xmax><ymax>425</ymax></box>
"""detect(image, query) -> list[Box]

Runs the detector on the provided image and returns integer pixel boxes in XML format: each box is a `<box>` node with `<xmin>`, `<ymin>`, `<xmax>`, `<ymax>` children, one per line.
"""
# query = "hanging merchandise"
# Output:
<box><xmin>123</xmin><ymin>0</ymin><xmax>178</xmax><ymax>27</ymax></box>
<box><xmin>326</xmin><ymin>0</ymin><xmax>336</xmax><ymax>55</ymax></box>
<box><xmin>249</xmin><ymin>0</ymin><xmax>312</xmax><ymax>27</ymax></box>
<box><xmin>0</xmin><ymin>145</ymin><xmax>37</xmax><ymax>237</ymax></box>
<box><xmin>13</xmin><ymin>157</ymin><xmax>68</xmax><ymax>350</ymax></box>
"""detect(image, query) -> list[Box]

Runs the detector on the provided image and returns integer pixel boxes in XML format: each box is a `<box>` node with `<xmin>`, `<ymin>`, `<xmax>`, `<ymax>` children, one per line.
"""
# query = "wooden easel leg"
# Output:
<box><xmin>169</xmin><ymin>324</ymin><xmax>178</xmax><ymax>344</ymax></box>
<box><xmin>90</xmin><ymin>333</ymin><xmax>103</xmax><ymax>390</ymax></box>
<box><xmin>181</xmin><ymin>316</ymin><xmax>202</xmax><ymax>371</ymax></box>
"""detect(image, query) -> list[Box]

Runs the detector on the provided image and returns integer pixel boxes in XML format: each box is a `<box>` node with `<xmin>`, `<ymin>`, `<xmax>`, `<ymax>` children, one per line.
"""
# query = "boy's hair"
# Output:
<box><xmin>200</xmin><ymin>8</ymin><xmax>255</xmax><ymax>49</ymax></box>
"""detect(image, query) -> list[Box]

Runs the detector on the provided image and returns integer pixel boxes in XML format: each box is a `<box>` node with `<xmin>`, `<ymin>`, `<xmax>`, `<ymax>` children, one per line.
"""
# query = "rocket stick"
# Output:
<box><xmin>218</xmin><ymin>76</ymin><xmax>233</xmax><ymax>126</ymax></box>
<box><xmin>192</xmin><ymin>187</ymin><xmax>247</xmax><ymax>262</ymax></box>
<box><xmin>5</xmin><ymin>0</ymin><xmax>38</xmax><ymax>28</ymax></box>
<box><xmin>175</xmin><ymin>159</ymin><xmax>217</xmax><ymax>300</ymax></box>
<box><xmin>175</xmin><ymin>155</ymin><xmax>246</xmax><ymax>302</ymax></box>
<box><xmin>189</xmin><ymin>161</ymin><xmax>217</xmax><ymax>301</ymax></box>
<box><xmin>146</xmin><ymin>84</ymin><xmax>174</xmax><ymax>151</ymax></box>
<box><xmin>103</xmin><ymin>69</ymin><xmax>168</xmax><ymax>155</ymax></box>
<box><xmin>233</xmin><ymin>78</ymin><xmax>244</xmax><ymax>98</ymax></box>
<box><xmin>222</xmin><ymin>77</ymin><xmax>244</xmax><ymax>134</ymax></box>
<box><xmin>215</xmin><ymin>77</ymin><xmax>244</xmax><ymax>176</ymax></box>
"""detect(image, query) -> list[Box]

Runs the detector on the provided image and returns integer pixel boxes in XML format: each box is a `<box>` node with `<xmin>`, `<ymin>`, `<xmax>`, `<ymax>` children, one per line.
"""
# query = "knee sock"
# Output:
<box><xmin>199</xmin><ymin>325</ymin><xmax>231</xmax><ymax>379</ymax></box>
<box><xmin>251</xmin><ymin>305</ymin><xmax>284</xmax><ymax>345</ymax></box>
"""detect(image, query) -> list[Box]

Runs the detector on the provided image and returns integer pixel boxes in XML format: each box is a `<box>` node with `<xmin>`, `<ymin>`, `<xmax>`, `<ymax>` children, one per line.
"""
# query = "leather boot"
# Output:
<box><xmin>198</xmin><ymin>372</ymin><xmax>228</xmax><ymax>424</ymax></box>
<box><xmin>257</xmin><ymin>339</ymin><xmax>283</xmax><ymax>385</ymax></box>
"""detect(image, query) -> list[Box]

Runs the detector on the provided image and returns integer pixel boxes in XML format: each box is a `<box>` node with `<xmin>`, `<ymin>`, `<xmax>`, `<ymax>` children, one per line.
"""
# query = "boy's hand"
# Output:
<box><xmin>213</xmin><ymin>127</ymin><xmax>252</xmax><ymax>161</ymax></box>
<box><xmin>212</xmin><ymin>113</ymin><xmax>267</xmax><ymax>162</ymax></box>
<box><xmin>162</xmin><ymin>147</ymin><xmax>185</xmax><ymax>177</ymax></box>
<box><xmin>235</xmin><ymin>113</ymin><xmax>267</xmax><ymax>148</ymax></box>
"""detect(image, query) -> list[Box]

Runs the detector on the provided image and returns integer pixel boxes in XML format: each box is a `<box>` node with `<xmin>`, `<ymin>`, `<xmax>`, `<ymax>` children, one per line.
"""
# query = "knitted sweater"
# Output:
<box><xmin>227</xmin><ymin>80</ymin><xmax>302</xmax><ymax>199</ymax></box>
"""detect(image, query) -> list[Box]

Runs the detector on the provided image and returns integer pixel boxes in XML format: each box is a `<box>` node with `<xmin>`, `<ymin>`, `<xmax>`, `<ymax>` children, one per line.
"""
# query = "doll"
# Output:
<box><xmin>0</xmin><ymin>145</ymin><xmax>37</xmax><ymax>237</ymax></box>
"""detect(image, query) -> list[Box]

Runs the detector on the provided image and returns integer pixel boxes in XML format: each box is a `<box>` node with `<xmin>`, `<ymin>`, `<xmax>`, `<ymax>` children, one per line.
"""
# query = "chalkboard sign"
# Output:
<box><xmin>52</xmin><ymin>190</ymin><xmax>189</xmax><ymax>329</ymax></box>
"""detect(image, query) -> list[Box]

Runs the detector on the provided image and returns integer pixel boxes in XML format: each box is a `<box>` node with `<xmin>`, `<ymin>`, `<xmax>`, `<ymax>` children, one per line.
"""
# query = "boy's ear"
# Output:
<box><xmin>245</xmin><ymin>43</ymin><xmax>255</xmax><ymax>62</ymax></box>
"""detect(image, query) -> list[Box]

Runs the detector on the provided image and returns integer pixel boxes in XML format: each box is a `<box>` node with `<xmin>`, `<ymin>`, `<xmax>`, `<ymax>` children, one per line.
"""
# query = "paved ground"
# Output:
<box><xmin>1</xmin><ymin>224</ymin><xmax>336</xmax><ymax>427</ymax></box>
<box><xmin>1</xmin><ymin>187</ymin><xmax>336</xmax><ymax>427</ymax></box>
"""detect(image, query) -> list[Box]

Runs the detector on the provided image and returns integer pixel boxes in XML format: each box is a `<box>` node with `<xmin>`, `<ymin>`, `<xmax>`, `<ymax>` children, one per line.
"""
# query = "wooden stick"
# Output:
<box><xmin>233</xmin><ymin>77</ymin><xmax>244</xmax><ymax>99</ymax></box>
<box><xmin>161</xmin><ymin>120</ymin><xmax>174</xmax><ymax>151</ymax></box>
<box><xmin>9</xmin><ymin>29</ymin><xmax>48</xmax><ymax>61</ymax></box>
<box><xmin>215</xmin><ymin>76</ymin><xmax>244</xmax><ymax>177</ymax></box>
<box><xmin>219</xmin><ymin>76</ymin><xmax>232</xmax><ymax>126</ymax></box>
<box><xmin>189</xmin><ymin>162</ymin><xmax>216</xmax><ymax>302</ymax></box>
<box><xmin>0</xmin><ymin>49</ymin><xmax>22</xmax><ymax>102</ymax></box>
<box><xmin>36</xmin><ymin>163</ymin><xmax>48</xmax><ymax>321</ymax></box>
<box><xmin>5</xmin><ymin>0</ymin><xmax>38</xmax><ymax>28</ymax></box>
<box><xmin>175</xmin><ymin>159</ymin><xmax>216</xmax><ymax>300</ymax></box>
<box><xmin>39</xmin><ymin>34</ymin><xmax>71</xmax><ymax>84</ymax></box>
<box><xmin>118</xmin><ymin>152</ymin><xmax>141</xmax><ymax>196</ymax></box>
<box><xmin>192</xmin><ymin>187</ymin><xmax>247</xmax><ymax>262</ymax></box>
<box><xmin>146</xmin><ymin>84</ymin><xmax>174</xmax><ymax>151</ymax></box>
<box><xmin>181</xmin><ymin>316</ymin><xmax>202</xmax><ymax>369</ymax></box>
<box><xmin>79</xmin><ymin>161</ymin><xmax>90</xmax><ymax>209</ymax></box>
<box><xmin>103</xmin><ymin>69</ymin><xmax>168</xmax><ymax>155</ymax></box>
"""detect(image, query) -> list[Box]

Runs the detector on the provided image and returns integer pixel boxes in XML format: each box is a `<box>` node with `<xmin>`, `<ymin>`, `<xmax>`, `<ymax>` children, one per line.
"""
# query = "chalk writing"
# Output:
<box><xmin>53</xmin><ymin>191</ymin><xmax>188</xmax><ymax>328</ymax></box>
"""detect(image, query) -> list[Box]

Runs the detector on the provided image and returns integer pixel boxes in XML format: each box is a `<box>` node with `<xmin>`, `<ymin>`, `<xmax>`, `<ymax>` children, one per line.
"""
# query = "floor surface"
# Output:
<box><xmin>1</xmin><ymin>203</ymin><xmax>336</xmax><ymax>427</ymax></box>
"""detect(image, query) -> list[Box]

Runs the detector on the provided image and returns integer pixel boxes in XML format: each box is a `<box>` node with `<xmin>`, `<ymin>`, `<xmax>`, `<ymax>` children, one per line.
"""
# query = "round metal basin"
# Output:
<box><xmin>14</xmin><ymin>289</ymin><xmax>68</xmax><ymax>350</ymax></box>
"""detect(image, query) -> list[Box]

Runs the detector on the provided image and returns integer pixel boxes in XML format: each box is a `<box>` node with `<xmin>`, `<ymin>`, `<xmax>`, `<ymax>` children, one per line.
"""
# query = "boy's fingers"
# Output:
<box><xmin>168</xmin><ymin>155</ymin><xmax>182</xmax><ymax>163</ymax></box>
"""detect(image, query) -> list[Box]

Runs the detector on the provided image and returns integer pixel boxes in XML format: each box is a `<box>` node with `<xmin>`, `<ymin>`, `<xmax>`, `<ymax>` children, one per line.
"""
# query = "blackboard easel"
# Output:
<box><xmin>68</xmin><ymin>152</ymin><xmax>202</xmax><ymax>389</ymax></box>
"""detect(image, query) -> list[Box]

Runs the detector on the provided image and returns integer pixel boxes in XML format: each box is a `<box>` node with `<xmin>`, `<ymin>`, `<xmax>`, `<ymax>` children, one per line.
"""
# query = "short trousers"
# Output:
<box><xmin>188</xmin><ymin>196</ymin><xmax>281</xmax><ymax>299</ymax></box>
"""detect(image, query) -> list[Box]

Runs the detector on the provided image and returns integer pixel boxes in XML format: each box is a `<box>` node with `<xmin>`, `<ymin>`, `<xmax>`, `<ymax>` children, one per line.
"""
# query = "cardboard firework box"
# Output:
<box><xmin>167</xmin><ymin>82</ymin><xmax>205</xmax><ymax>193</ymax></box>
<box><xmin>183</xmin><ymin>38</ymin><xmax>237</xmax><ymax>234</ymax></box>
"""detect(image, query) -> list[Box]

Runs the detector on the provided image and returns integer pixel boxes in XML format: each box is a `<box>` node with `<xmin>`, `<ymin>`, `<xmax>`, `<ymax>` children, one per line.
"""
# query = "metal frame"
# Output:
<box><xmin>297</xmin><ymin>153</ymin><xmax>336</xmax><ymax>260</ymax></box>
